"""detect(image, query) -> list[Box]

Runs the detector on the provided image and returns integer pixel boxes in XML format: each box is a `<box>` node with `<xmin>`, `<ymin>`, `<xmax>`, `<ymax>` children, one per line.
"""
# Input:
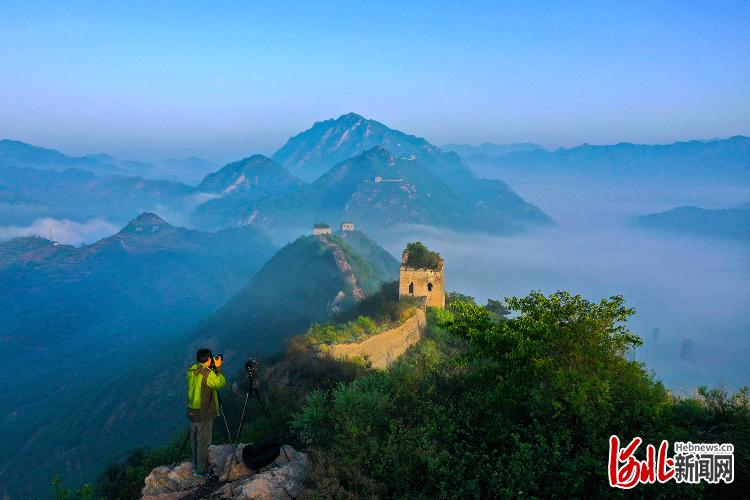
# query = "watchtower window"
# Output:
<box><xmin>408</xmin><ymin>282</ymin><xmax>414</xmax><ymax>294</ymax></box>
<box><xmin>427</xmin><ymin>282</ymin><xmax>433</xmax><ymax>292</ymax></box>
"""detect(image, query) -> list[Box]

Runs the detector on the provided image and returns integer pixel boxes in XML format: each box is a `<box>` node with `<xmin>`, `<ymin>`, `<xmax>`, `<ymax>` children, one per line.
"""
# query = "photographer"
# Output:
<box><xmin>186</xmin><ymin>348</ymin><xmax>226</xmax><ymax>477</ymax></box>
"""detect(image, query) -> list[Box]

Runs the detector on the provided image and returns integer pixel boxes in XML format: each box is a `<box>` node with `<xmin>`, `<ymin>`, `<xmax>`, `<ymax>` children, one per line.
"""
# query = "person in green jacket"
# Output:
<box><xmin>187</xmin><ymin>348</ymin><xmax>227</xmax><ymax>476</ymax></box>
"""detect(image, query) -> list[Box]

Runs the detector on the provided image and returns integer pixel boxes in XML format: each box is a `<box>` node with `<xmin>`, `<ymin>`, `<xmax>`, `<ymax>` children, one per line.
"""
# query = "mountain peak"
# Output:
<box><xmin>121</xmin><ymin>212</ymin><xmax>170</xmax><ymax>234</ymax></box>
<box><xmin>132</xmin><ymin>212</ymin><xmax>167</xmax><ymax>225</ymax></box>
<box><xmin>236</xmin><ymin>154</ymin><xmax>276</xmax><ymax>167</ymax></box>
<box><xmin>196</xmin><ymin>155</ymin><xmax>303</xmax><ymax>196</ymax></box>
<box><xmin>337</xmin><ymin>112</ymin><xmax>367</xmax><ymax>122</ymax></box>
<box><xmin>272</xmin><ymin>114</ymin><xmax>436</xmax><ymax>181</ymax></box>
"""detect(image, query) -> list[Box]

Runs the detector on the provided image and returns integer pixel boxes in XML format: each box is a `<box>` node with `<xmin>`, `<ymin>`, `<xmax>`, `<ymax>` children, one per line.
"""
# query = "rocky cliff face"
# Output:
<box><xmin>141</xmin><ymin>444</ymin><xmax>307</xmax><ymax>499</ymax></box>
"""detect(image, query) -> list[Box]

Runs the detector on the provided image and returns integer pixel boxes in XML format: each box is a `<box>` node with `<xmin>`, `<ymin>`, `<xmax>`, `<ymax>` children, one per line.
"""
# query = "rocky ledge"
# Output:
<box><xmin>141</xmin><ymin>443</ymin><xmax>307</xmax><ymax>499</ymax></box>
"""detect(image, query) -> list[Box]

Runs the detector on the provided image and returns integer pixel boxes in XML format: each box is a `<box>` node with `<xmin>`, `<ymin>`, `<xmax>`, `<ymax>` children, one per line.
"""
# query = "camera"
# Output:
<box><xmin>209</xmin><ymin>352</ymin><xmax>223</xmax><ymax>370</ymax></box>
<box><xmin>243</xmin><ymin>358</ymin><xmax>260</xmax><ymax>390</ymax></box>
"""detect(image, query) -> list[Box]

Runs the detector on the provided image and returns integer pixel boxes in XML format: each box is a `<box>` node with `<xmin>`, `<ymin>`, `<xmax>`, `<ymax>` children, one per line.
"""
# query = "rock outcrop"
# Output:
<box><xmin>141</xmin><ymin>444</ymin><xmax>307</xmax><ymax>499</ymax></box>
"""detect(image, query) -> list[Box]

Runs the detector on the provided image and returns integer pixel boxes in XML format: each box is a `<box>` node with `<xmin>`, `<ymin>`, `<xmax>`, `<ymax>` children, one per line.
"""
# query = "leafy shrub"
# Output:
<box><xmin>306</xmin><ymin>316</ymin><xmax>380</xmax><ymax>344</ymax></box>
<box><xmin>52</xmin><ymin>476</ymin><xmax>92</xmax><ymax>500</ymax></box>
<box><xmin>404</xmin><ymin>241</ymin><xmax>442</xmax><ymax>269</ymax></box>
<box><xmin>96</xmin><ymin>436</ymin><xmax>188</xmax><ymax>499</ymax></box>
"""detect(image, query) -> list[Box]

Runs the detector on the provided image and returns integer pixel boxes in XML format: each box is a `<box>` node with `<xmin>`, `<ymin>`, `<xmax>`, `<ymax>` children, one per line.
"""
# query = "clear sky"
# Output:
<box><xmin>1</xmin><ymin>1</ymin><xmax>748</xmax><ymax>162</ymax></box>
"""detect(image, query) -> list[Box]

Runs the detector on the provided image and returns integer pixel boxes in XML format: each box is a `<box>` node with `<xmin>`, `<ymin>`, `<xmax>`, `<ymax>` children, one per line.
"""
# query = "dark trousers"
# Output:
<box><xmin>190</xmin><ymin>419</ymin><xmax>213</xmax><ymax>473</ymax></box>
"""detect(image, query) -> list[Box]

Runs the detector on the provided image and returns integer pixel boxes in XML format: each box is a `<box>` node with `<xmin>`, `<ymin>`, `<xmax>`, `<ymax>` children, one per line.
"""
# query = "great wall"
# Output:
<box><xmin>326</xmin><ymin>306</ymin><xmax>426</xmax><ymax>369</ymax></box>
<box><xmin>313</xmin><ymin>227</ymin><xmax>443</xmax><ymax>368</ymax></box>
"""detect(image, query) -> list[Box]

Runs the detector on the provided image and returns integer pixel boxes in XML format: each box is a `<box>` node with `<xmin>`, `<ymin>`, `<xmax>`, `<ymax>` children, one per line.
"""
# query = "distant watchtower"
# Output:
<box><xmin>399</xmin><ymin>242</ymin><xmax>445</xmax><ymax>308</ymax></box>
<box><xmin>313</xmin><ymin>223</ymin><xmax>332</xmax><ymax>235</ymax></box>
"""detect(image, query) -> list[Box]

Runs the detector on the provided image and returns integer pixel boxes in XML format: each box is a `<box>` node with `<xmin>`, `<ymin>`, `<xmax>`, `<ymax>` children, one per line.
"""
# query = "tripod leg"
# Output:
<box><xmin>177</xmin><ymin>427</ymin><xmax>191</xmax><ymax>461</ymax></box>
<box><xmin>222</xmin><ymin>392</ymin><xmax>250</xmax><ymax>482</ymax></box>
<box><xmin>216</xmin><ymin>392</ymin><xmax>233</xmax><ymax>445</ymax></box>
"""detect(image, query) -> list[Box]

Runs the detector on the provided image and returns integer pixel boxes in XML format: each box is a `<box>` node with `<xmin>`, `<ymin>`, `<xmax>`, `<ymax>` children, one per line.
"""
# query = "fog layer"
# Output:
<box><xmin>382</xmin><ymin>178</ymin><xmax>750</xmax><ymax>391</ymax></box>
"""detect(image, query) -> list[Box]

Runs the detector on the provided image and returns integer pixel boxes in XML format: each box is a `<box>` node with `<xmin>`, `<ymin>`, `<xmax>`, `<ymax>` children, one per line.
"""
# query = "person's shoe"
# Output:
<box><xmin>193</xmin><ymin>468</ymin><xmax>214</xmax><ymax>478</ymax></box>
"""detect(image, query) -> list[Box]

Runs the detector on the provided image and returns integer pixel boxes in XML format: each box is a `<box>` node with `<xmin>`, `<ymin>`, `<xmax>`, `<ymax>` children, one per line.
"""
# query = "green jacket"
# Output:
<box><xmin>186</xmin><ymin>363</ymin><xmax>227</xmax><ymax>422</ymax></box>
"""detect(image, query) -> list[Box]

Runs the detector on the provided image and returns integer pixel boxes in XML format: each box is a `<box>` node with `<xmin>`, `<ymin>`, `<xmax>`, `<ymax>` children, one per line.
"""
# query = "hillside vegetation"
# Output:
<box><xmin>86</xmin><ymin>290</ymin><xmax>749</xmax><ymax>499</ymax></box>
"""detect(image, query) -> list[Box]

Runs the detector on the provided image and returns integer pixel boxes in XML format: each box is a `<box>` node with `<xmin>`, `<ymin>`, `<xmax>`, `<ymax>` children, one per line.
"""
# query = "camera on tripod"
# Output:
<box><xmin>243</xmin><ymin>358</ymin><xmax>260</xmax><ymax>391</ymax></box>
<box><xmin>222</xmin><ymin>355</ymin><xmax>289</xmax><ymax>477</ymax></box>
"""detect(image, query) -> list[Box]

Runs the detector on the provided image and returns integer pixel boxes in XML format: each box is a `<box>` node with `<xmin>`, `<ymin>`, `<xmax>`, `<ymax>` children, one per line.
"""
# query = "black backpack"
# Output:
<box><xmin>242</xmin><ymin>437</ymin><xmax>283</xmax><ymax>470</ymax></box>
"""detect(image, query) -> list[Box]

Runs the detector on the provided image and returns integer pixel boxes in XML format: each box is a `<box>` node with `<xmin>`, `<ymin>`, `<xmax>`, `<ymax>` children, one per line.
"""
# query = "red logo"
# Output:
<box><xmin>608</xmin><ymin>435</ymin><xmax>675</xmax><ymax>488</ymax></box>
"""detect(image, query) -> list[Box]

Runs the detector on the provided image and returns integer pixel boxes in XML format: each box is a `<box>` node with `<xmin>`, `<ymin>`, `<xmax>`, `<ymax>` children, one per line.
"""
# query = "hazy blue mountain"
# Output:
<box><xmin>0</xmin><ymin>139</ymin><xmax>124</xmax><ymax>175</ymax></box>
<box><xmin>197</xmin><ymin>155</ymin><xmax>304</xmax><ymax>196</ymax></box>
<box><xmin>442</xmin><ymin>142</ymin><xmax>544</xmax><ymax>157</ymax></box>
<box><xmin>634</xmin><ymin>203</ymin><xmax>750</xmax><ymax>240</ymax></box>
<box><xmin>272</xmin><ymin>112</ymin><xmax>474</xmax><ymax>182</ymax></box>
<box><xmin>196</xmin><ymin>147</ymin><xmax>540</xmax><ymax>237</ymax></box>
<box><xmin>0</xmin><ymin>213</ymin><xmax>277</xmax><ymax>496</ymax></box>
<box><xmin>1</xmin><ymin>139</ymin><xmax>220</xmax><ymax>185</ymax></box>
<box><xmin>337</xmin><ymin>229</ymin><xmax>400</xmax><ymax>278</ymax></box>
<box><xmin>192</xmin><ymin>232</ymin><xmax>396</xmax><ymax>350</ymax></box>
<box><xmin>465</xmin><ymin>136</ymin><xmax>750</xmax><ymax>185</ymax></box>
<box><xmin>85</xmin><ymin>153</ymin><xmax>158</xmax><ymax>177</ymax></box>
<box><xmin>0</xmin><ymin>166</ymin><xmax>193</xmax><ymax>225</ymax></box>
<box><xmin>257</xmin><ymin>114</ymin><xmax>552</xmax><ymax>233</ymax></box>
<box><xmin>0</xmin><ymin>211</ymin><xmax>276</xmax><ymax>350</ymax></box>
<box><xmin>193</xmin><ymin>155</ymin><xmax>306</xmax><ymax>229</ymax></box>
<box><xmin>4</xmin><ymin>230</ymin><xmax>393</xmax><ymax>497</ymax></box>
<box><xmin>158</xmin><ymin>156</ymin><xmax>217</xmax><ymax>185</ymax></box>
<box><xmin>83</xmin><ymin>154</ymin><xmax>218</xmax><ymax>184</ymax></box>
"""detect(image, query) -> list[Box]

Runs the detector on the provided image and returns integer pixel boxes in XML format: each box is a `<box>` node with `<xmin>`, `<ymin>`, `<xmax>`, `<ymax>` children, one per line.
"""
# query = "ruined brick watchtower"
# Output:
<box><xmin>398</xmin><ymin>242</ymin><xmax>445</xmax><ymax>308</ymax></box>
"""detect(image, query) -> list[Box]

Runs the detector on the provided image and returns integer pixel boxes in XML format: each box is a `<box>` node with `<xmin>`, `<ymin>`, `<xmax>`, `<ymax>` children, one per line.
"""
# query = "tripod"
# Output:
<box><xmin>222</xmin><ymin>383</ymin><xmax>289</xmax><ymax>482</ymax></box>
<box><xmin>217</xmin><ymin>391</ymin><xmax>234</xmax><ymax>445</ymax></box>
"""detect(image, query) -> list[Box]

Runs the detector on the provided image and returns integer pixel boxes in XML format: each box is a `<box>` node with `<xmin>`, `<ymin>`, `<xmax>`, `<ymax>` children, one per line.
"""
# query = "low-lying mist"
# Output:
<box><xmin>0</xmin><ymin>216</ymin><xmax>118</xmax><ymax>245</ymax></box>
<box><xmin>382</xmin><ymin>179</ymin><xmax>750</xmax><ymax>392</ymax></box>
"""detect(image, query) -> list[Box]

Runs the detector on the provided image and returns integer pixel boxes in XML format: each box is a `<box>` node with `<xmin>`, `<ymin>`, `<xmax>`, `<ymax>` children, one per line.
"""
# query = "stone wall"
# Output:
<box><xmin>327</xmin><ymin>307</ymin><xmax>426</xmax><ymax>368</ymax></box>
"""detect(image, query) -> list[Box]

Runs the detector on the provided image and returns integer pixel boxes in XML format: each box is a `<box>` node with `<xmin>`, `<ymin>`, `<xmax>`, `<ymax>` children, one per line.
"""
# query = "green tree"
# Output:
<box><xmin>293</xmin><ymin>290</ymin><xmax>748</xmax><ymax>498</ymax></box>
<box><xmin>484</xmin><ymin>298</ymin><xmax>510</xmax><ymax>318</ymax></box>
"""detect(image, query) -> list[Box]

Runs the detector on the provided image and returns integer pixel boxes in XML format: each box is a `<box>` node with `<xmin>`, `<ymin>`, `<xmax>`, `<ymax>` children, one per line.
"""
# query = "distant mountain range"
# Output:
<box><xmin>193</xmin><ymin>113</ymin><xmax>551</xmax><ymax>235</ymax></box>
<box><xmin>1</xmin><ymin>226</ymin><xmax>397</xmax><ymax>496</ymax></box>
<box><xmin>1</xmin><ymin>115</ymin><xmax>552</xmax><ymax>237</ymax></box>
<box><xmin>442</xmin><ymin>142</ymin><xmax>544</xmax><ymax>157</ymax></box>
<box><xmin>0</xmin><ymin>139</ymin><xmax>216</xmax><ymax>184</ymax></box>
<box><xmin>463</xmin><ymin>135</ymin><xmax>750</xmax><ymax>185</ymax></box>
<box><xmin>634</xmin><ymin>203</ymin><xmax>750</xmax><ymax>240</ymax></box>
<box><xmin>7</xmin><ymin>116</ymin><xmax>748</xmax><ymax>243</ymax></box>
<box><xmin>195</xmin><ymin>146</ymin><xmax>550</xmax><ymax>237</ymax></box>
<box><xmin>0</xmin><ymin>166</ymin><xmax>193</xmax><ymax>226</ymax></box>
<box><xmin>0</xmin><ymin>213</ymin><xmax>276</xmax><ymax>494</ymax></box>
